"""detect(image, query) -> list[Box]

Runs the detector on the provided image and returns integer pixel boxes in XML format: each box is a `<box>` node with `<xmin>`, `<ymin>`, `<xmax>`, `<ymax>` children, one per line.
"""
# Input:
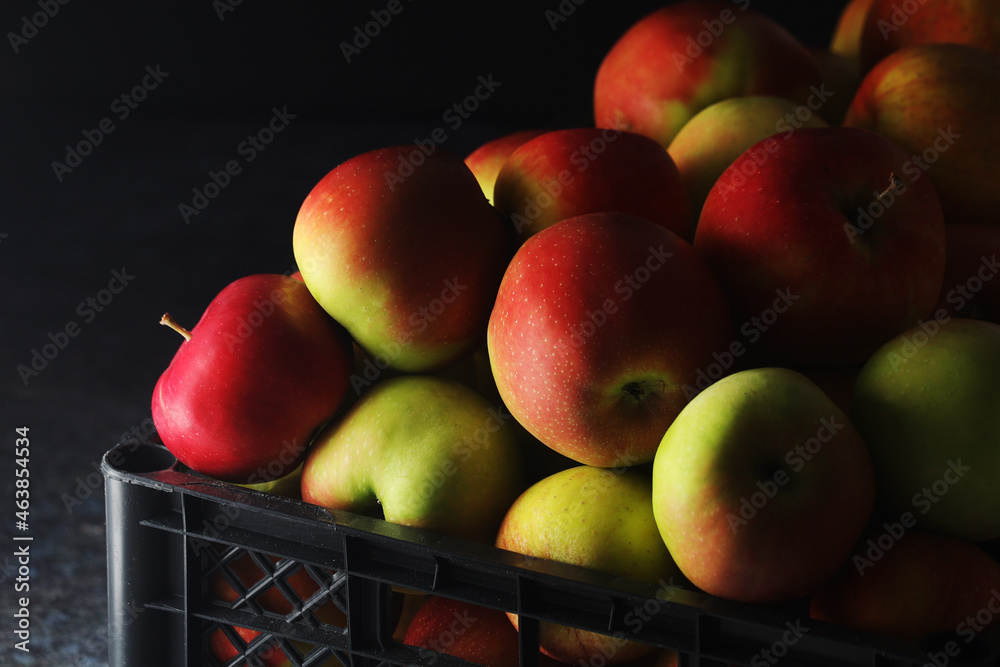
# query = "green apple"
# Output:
<box><xmin>495</xmin><ymin>465</ymin><xmax>683</xmax><ymax>665</ymax></box>
<box><xmin>301</xmin><ymin>375</ymin><xmax>524</xmax><ymax>544</ymax></box>
<box><xmin>667</xmin><ymin>95</ymin><xmax>828</xmax><ymax>222</ymax></box>
<box><xmin>652</xmin><ymin>367</ymin><xmax>875</xmax><ymax>603</ymax></box>
<box><xmin>850</xmin><ymin>317</ymin><xmax>1000</xmax><ymax>542</ymax></box>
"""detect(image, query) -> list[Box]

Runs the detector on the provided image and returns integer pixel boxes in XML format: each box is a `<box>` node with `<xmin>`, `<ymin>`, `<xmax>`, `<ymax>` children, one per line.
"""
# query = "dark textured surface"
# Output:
<box><xmin>0</xmin><ymin>2</ymin><xmax>843</xmax><ymax>664</ymax></box>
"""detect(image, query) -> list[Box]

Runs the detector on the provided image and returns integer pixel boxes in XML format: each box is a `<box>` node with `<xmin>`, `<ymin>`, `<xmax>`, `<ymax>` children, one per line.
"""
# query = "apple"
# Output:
<box><xmin>859</xmin><ymin>0</ymin><xmax>1000</xmax><ymax>72</ymax></box>
<box><xmin>810</xmin><ymin>530</ymin><xmax>1000</xmax><ymax>642</ymax></box>
<box><xmin>496</xmin><ymin>465</ymin><xmax>683</xmax><ymax>665</ymax></box>
<box><xmin>934</xmin><ymin>224</ymin><xmax>1000</xmax><ymax>323</ymax></box>
<box><xmin>236</xmin><ymin>464</ymin><xmax>304</xmax><ymax>499</ymax></box>
<box><xmin>403</xmin><ymin>595</ymin><xmax>563</xmax><ymax>667</ymax></box>
<box><xmin>292</xmin><ymin>144</ymin><xmax>513</xmax><ymax>373</ymax></box>
<box><xmin>666</xmin><ymin>95</ymin><xmax>828</xmax><ymax>223</ymax></box>
<box><xmin>487</xmin><ymin>211</ymin><xmax>734</xmax><ymax>468</ymax></box>
<box><xmin>850</xmin><ymin>317</ymin><xmax>1000</xmax><ymax>542</ymax></box>
<box><xmin>152</xmin><ymin>274</ymin><xmax>354</xmax><ymax>484</ymax></box>
<box><xmin>593</xmin><ymin>1</ymin><xmax>823</xmax><ymax>147</ymax></box>
<box><xmin>300</xmin><ymin>375</ymin><xmax>524</xmax><ymax>544</ymax></box>
<box><xmin>844</xmin><ymin>43</ymin><xmax>1000</xmax><ymax>228</ymax></box>
<box><xmin>652</xmin><ymin>367</ymin><xmax>875</xmax><ymax>603</ymax></box>
<box><xmin>464</xmin><ymin>129</ymin><xmax>545</xmax><ymax>206</ymax></box>
<box><xmin>694</xmin><ymin>126</ymin><xmax>946</xmax><ymax>368</ymax></box>
<box><xmin>830</xmin><ymin>0</ymin><xmax>876</xmax><ymax>63</ymax></box>
<box><xmin>492</xmin><ymin>127</ymin><xmax>693</xmax><ymax>244</ymax></box>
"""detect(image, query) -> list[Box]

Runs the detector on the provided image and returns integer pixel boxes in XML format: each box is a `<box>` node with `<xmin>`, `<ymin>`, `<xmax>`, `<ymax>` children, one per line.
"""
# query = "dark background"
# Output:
<box><xmin>0</xmin><ymin>1</ymin><xmax>845</xmax><ymax>664</ymax></box>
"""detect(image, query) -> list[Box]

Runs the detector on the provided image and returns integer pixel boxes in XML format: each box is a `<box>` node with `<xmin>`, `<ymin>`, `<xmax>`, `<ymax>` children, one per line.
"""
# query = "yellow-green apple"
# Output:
<box><xmin>850</xmin><ymin>317</ymin><xmax>1000</xmax><ymax>542</ymax></box>
<box><xmin>495</xmin><ymin>465</ymin><xmax>683</xmax><ymax>664</ymax></box>
<box><xmin>844</xmin><ymin>43</ymin><xmax>1000</xmax><ymax>227</ymax></box>
<box><xmin>652</xmin><ymin>367</ymin><xmax>875</xmax><ymax>603</ymax></box>
<box><xmin>934</xmin><ymin>224</ymin><xmax>1000</xmax><ymax>323</ymax></box>
<box><xmin>300</xmin><ymin>375</ymin><xmax>524</xmax><ymax>544</ymax></box>
<box><xmin>236</xmin><ymin>464</ymin><xmax>304</xmax><ymax>500</ymax></box>
<box><xmin>152</xmin><ymin>274</ymin><xmax>354</xmax><ymax>484</ymax></box>
<box><xmin>207</xmin><ymin>552</ymin><xmax>347</xmax><ymax>667</ymax></box>
<box><xmin>859</xmin><ymin>0</ymin><xmax>1000</xmax><ymax>72</ymax></box>
<box><xmin>292</xmin><ymin>145</ymin><xmax>512</xmax><ymax>373</ymax></box>
<box><xmin>402</xmin><ymin>596</ymin><xmax>562</xmax><ymax>667</ymax></box>
<box><xmin>666</xmin><ymin>95</ymin><xmax>828</xmax><ymax>223</ymax></box>
<box><xmin>593</xmin><ymin>1</ymin><xmax>823</xmax><ymax>147</ymax></box>
<box><xmin>464</xmin><ymin>129</ymin><xmax>545</xmax><ymax>206</ymax></box>
<box><xmin>492</xmin><ymin>127</ymin><xmax>692</xmax><ymax>244</ymax></box>
<box><xmin>487</xmin><ymin>212</ymin><xmax>734</xmax><ymax>468</ymax></box>
<box><xmin>694</xmin><ymin>126</ymin><xmax>946</xmax><ymax>368</ymax></box>
<box><xmin>830</xmin><ymin>0</ymin><xmax>876</xmax><ymax>62</ymax></box>
<box><xmin>810</xmin><ymin>530</ymin><xmax>1000</xmax><ymax>642</ymax></box>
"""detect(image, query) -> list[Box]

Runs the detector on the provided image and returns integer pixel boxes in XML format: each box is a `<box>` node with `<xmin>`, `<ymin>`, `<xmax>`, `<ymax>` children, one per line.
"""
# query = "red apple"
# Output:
<box><xmin>487</xmin><ymin>212</ymin><xmax>734</xmax><ymax>467</ymax></box>
<box><xmin>292</xmin><ymin>145</ymin><xmax>513</xmax><ymax>373</ymax></box>
<box><xmin>934</xmin><ymin>223</ymin><xmax>1000</xmax><ymax>322</ymax></box>
<box><xmin>694</xmin><ymin>126</ymin><xmax>946</xmax><ymax>368</ymax></box>
<box><xmin>403</xmin><ymin>596</ymin><xmax>561</xmax><ymax>667</ymax></box>
<box><xmin>493</xmin><ymin>127</ymin><xmax>692</xmax><ymax>244</ymax></box>
<box><xmin>593</xmin><ymin>1</ymin><xmax>823</xmax><ymax>147</ymax></box>
<box><xmin>859</xmin><ymin>0</ymin><xmax>1000</xmax><ymax>72</ymax></box>
<box><xmin>152</xmin><ymin>274</ymin><xmax>354</xmax><ymax>483</ymax></box>
<box><xmin>844</xmin><ymin>43</ymin><xmax>1000</xmax><ymax>227</ymax></box>
<box><xmin>464</xmin><ymin>129</ymin><xmax>545</xmax><ymax>206</ymax></box>
<box><xmin>810</xmin><ymin>530</ymin><xmax>1000</xmax><ymax>641</ymax></box>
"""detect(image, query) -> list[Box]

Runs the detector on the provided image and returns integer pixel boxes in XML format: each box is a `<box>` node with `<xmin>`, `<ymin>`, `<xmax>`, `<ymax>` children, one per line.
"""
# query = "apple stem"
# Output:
<box><xmin>877</xmin><ymin>172</ymin><xmax>902</xmax><ymax>201</ymax></box>
<box><xmin>160</xmin><ymin>313</ymin><xmax>192</xmax><ymax>341</ymax></box>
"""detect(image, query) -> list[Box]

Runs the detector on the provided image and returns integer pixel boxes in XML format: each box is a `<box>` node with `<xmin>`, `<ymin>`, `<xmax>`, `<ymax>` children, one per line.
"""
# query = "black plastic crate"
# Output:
<box><xmin>103</xmin><ymin>439</ymin><xmax>999</xmax><ymax>667</ymax></box>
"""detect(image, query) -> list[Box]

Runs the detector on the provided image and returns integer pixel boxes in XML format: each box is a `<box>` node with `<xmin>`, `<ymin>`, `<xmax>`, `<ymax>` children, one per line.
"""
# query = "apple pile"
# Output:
<box><xmin>151</xmin><ymin>1</ymin><xmax>1000</xmax><ymax>665</ymax></box>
